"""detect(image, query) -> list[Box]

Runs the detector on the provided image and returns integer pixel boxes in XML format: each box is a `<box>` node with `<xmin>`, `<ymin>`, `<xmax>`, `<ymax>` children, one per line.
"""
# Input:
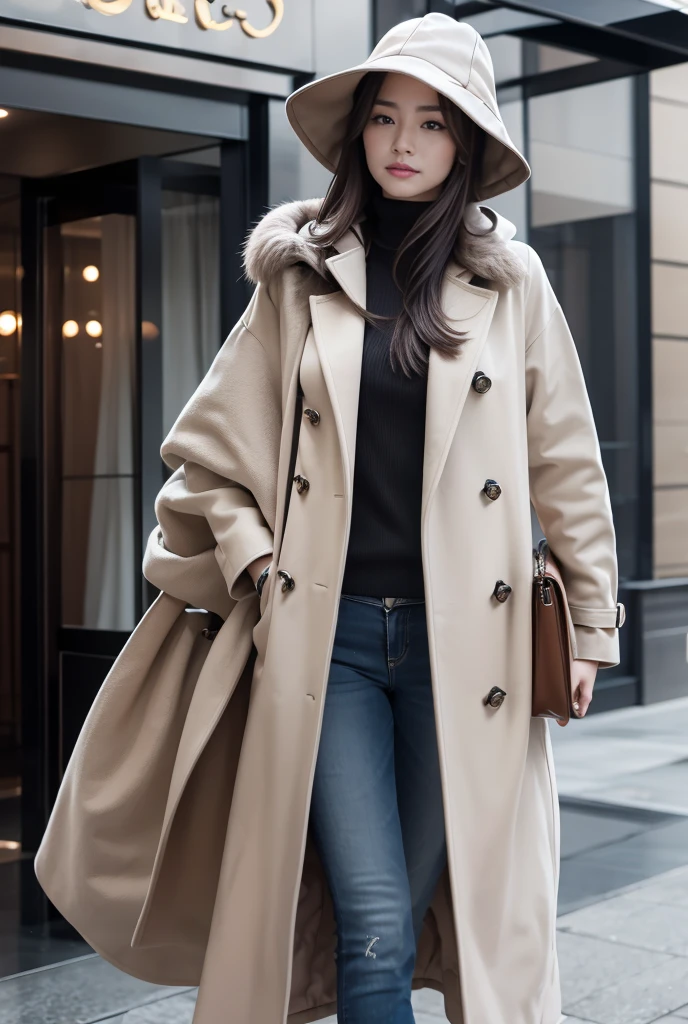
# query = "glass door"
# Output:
<box><xmin>14</xmin><ymin>147</ymin><xmax>246</xmax><ymax>955</ymax></box>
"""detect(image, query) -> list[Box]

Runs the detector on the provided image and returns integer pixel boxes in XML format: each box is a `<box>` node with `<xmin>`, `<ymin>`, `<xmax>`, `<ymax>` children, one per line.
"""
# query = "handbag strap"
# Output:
<box><xmin>533</xmin><ymin>537</ymin><xmax>625</xmax><ymax>630</ymax></box>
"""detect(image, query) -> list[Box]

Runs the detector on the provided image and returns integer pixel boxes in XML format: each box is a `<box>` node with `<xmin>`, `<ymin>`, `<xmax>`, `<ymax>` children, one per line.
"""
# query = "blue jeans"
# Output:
<box><xmin>309</xmin><ymin>594</ymin><xmax>448</xmax><ymax>1024</ymax></box>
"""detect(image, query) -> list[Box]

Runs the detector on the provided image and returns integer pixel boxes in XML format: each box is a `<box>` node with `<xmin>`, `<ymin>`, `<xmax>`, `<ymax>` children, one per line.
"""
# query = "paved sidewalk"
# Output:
<box><xmin>549</xmin><ymin>695</ymin><xmax>688</xmax><ymax>816</ymax></box>
<box><xmin>4</xmin><ymin>860</ymin><xmax>688</xmax><ymax>1024</ymax></box>
<box><xmin>3</xmin><ymin>699</ymin><xmax>688</xmax><ymax>1023</ymax></box>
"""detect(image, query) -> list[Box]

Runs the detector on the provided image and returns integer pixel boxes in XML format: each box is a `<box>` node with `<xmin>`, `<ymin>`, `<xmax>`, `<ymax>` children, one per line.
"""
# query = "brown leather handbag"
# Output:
<box><xmin>532</xmin><ymin>537</ymin><xmax>578</xmax><ymax>725</ymax></box>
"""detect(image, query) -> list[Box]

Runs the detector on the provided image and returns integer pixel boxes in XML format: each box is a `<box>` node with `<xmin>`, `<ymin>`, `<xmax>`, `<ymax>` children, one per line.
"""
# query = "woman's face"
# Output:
<box><xmin>362</xmin><ymin>72</ymin><xmax>457</xmax><ymax>202</ymax></box>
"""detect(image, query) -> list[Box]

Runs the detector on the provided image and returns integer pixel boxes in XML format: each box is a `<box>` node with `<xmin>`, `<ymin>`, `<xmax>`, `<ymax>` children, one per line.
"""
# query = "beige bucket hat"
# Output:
<box><xmin>285</xmin><ymin>12</ymin><xmax>530</xmax><ymax>202</ymax></box>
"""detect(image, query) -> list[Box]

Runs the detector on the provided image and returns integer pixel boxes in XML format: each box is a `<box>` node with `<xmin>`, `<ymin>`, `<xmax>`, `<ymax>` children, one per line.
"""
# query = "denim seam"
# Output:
<box><xmin>388</xmin><ymin>607</ymin><xmax>411</xmax><ymax>670</ymax></box>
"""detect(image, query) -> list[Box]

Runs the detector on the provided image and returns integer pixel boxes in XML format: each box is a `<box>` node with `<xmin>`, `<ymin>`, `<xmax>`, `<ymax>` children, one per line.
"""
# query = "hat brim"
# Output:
<box><xmin>285</xmin><ymin>54</ymin><xmax>530</xmax><ymax>202</ymax></box>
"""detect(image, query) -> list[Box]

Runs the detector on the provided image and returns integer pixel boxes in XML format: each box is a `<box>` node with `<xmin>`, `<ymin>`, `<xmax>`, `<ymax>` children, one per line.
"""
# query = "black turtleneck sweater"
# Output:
<box><xmin>341</xmin><ymin>191</ymin><xmax>435</xmax><ymax>598</ymax></box>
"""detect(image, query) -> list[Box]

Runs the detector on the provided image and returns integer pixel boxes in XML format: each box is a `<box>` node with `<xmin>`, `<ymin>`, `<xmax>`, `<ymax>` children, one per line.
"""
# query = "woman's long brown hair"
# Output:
<box><xmin>307</xmin><ymin>70</ymin><xmax>487</xmax><ymax>377</ymax></box>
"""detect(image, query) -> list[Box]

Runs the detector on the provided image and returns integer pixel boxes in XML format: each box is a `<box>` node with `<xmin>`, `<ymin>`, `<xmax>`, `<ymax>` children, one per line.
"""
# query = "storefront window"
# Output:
<box><xmin>58</xmin><ymin>215</ymin><xmax>137</xmax><ymax>631</ymax></box>
<box><xmin>527</xmin><ymin>77</ymin><xmax>639</xmax><ymax>583</ymax></box>
<box><xmin>0</xmin><ymin>191</ymin><xmax>21</xmax><ymax>797</ymax></box>
<box><xmin>161</xmin><ymin>190</ymin><xmax>220</xmax><ymax>437</ymax></box>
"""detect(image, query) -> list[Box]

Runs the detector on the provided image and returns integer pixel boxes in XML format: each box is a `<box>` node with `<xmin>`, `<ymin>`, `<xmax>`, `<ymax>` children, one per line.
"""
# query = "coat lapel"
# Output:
<box><xmin>311</xmin><ymin>225</ymin><xmax>498</xmax><ymax>515</ymax></box>
<box><xmin>421</xmin><ymin>278</ymin><xmax>498</xmax><ymax>519</ymax></box>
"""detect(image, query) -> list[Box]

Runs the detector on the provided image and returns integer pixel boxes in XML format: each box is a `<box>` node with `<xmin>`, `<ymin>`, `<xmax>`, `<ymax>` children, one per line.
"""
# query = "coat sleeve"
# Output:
<box><xmin>524</xmin><ymin>245</ymin><xmax>622</xmax><ymax>669</ymax></box>
<box><xmin>146</xmin><ymin>279</ymin><xmax>282</xmax><ymax>609</ymax></box>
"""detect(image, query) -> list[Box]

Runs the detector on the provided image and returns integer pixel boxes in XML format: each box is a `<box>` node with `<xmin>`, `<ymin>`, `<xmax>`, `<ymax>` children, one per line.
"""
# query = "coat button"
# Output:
<box><xmin>493</xmin><ymin>580</ymin><xmax>512</xmax><ymax>603</ymax></box>
<box><xmin>472</xmin><ymin>370</ymin><xmax>492</xmax><ymax>394</ymax></box>
<box><xmin>293</xmin><ymin>474</ymin><xmax>310</xmax><ymax>494</ymax></box>
<box><xmin>277</xmin><ymin>569</ymin><xmax>296</xmax><ymax>592</ymax></box>
<box><xmin>485</xmin><ymin>686</ymin><xmax>507</xmax><ymax>708</ymax></box>
<box><xmin>304</xmin><ymin>407</ymin><xmax>321</xmax><ymax>426</ymax></box>
<box><xmin>483</xmin><ymin>479</ymin><xmax>501</xmax><ymax>501</ymax></box>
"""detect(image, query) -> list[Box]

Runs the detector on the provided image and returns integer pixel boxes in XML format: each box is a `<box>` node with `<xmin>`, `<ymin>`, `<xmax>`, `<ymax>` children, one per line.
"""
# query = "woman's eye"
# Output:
<box><xmin>370</xmin><ymin>114</ymin><xmax>446</xmax><ymax>131</ymax></box>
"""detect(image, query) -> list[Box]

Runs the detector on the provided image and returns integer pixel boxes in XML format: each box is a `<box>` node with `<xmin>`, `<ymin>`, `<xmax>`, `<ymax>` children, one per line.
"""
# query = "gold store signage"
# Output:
<box><xmin>81</xmin><ymin>0</ymin><xmax>284</xmax><ymax>38</ymax></box>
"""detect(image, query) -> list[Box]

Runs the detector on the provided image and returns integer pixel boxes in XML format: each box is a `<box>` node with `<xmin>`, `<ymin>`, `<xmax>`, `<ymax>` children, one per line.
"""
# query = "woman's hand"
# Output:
<box><xmin>559</xmin><ymin>658</ymin><xmax>598</xmax><ymax>725</ymax></box>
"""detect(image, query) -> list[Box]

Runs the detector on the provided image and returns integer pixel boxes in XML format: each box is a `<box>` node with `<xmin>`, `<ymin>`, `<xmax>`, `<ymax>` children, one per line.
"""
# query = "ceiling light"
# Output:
<box><xmin>0</xmin><ymin>311</ymin><xmax>17</xmax><ymax>336</ymax></box>
<box><xmin>63</xmin><ymin>320</ymin><xmax>79</xmax><ymax>338</ymax></box>
<box><xmin>141</xmin><ymin>320</ymin><xmax>160</xmax><ymax>340</ymax></box>
<box><xmin>82</xmin><ymin>265</ymin><xmax>100</xmax><ymax>282</ymax></box>
<box><xmin>85</xmin><ymin>320</ymin><xmax>103</xmax><ymax>338</ymax></box>
<box><xmin>0</xmin><ymin>110</ymin><xmax>8</xmax><ymax>120</ymax></box>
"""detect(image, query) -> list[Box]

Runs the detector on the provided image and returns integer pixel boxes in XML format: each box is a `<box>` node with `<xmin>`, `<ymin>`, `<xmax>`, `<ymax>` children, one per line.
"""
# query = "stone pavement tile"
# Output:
<box><xmin>552</xmin><ymin>735</ymin><xmax>686</xmax><ymax>793</ymax></box>
<box><xmin>587</xmin><ymin>703</ymin><xmax>688</xmax><ymax>742</ymax></box>
<box><xmin>117</xmin><ymin>990</ymin><xmax>197</xmax><ymax>1024</ymax></box>
<box><xmin>549</xmin><ymin>698</ymin><xmax>688</xmax><ymax>806</ymax></box>
<box><xmin>556</xmin><ymin>930</ymin><xmax>672</xmax><ymax>1007</ymax></box>
<box><xmin>558</xmin><ymin>854</ymin><xmax>656</xmax><ymax>916</ymax></box>
<box><xmin>672</xmin><ymin>1007</ymin><xmax>688</xmax><ymax>1019</ymax></box>
<box><xmin>551</xmin><ymin>697</ymin><xmax>688</xmax><ymax>744</ymax></box>
<box><xmin>560</xmin><ymin>805</ymin><xmax>649</xmax><ymax>858</ymax></box>
<box><xmin>0</xmin><ymin>954</ymin><xmax>183</xmax><ymax>1024</ymax></box>
<box><xmin>589</xmin><ymin>760</ymin><xmax>688</xmax><ymax>816</ymax></box>
<box><xmin>577</xmin><ymin>820</ymin><xmax>688</xmax><ymax>879</ymax></box>
<box><xmin>565</xmin><ymin>955</ymin><xmax>688</xmax><ymax>1024</ymax></box>
<box><xmin>558</xmin><ymin>889</ymin><xmax>688</xmax><ymax>956</ymax></box>
<box><xmin>630</xmin><ymin>864</ymin><xmax>688</xmax><ymax>909</ymax></box>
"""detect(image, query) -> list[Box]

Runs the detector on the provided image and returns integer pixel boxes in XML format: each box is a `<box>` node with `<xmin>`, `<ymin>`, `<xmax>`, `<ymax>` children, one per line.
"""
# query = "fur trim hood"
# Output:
<box><xmin>241</xmin><ymin>197</ymin><xmax>526</xmax><ymax>291</ymax></box>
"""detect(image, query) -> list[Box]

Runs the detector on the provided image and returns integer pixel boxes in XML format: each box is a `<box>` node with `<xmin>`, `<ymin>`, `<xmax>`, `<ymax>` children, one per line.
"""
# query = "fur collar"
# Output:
<box><xmin>241</xmin><ymin>197</ymin><xmax>526</xmax><ymax>291</ymax></box>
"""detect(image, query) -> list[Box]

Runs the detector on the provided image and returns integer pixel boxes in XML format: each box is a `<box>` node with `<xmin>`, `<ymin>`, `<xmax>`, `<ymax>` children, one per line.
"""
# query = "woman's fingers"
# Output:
<box><xmin>571</xmin><ymin>660</ymin><xmax>599</xmax><ymax>719</ymax></box>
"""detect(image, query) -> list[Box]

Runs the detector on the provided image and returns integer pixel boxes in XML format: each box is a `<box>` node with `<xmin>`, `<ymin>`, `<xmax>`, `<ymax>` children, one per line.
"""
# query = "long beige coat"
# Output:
<box><xmin>35</xmin><ymin>196</ymin><xmax>622</xmax><ymax>1024</ymax></box>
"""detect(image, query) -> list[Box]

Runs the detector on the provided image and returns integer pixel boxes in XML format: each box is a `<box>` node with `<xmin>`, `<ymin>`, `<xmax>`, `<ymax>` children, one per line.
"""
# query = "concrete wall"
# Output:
<box><xmin>650</xmin><ymin>63</ymin><xmax>688</xmax><ymax>579</ymax></box>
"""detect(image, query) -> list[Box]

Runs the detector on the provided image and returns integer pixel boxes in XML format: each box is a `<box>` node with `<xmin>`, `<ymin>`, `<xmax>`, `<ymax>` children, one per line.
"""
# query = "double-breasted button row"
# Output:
<box><xmin>472</xmin><ymin>370</ymin><xmax>508</xmax><ymax>710</ymax></box>
<box><xmin>279</xmin><ymin>395</ymin><xmax>324</xmax><ymax>592</ymax></box>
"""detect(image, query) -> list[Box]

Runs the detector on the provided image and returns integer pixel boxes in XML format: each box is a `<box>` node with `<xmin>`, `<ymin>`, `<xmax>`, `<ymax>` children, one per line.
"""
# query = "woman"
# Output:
<box><xmin>35</xmin><ymin>12</ymin><xmax>624</xmax><ymax>1024</ymax></box>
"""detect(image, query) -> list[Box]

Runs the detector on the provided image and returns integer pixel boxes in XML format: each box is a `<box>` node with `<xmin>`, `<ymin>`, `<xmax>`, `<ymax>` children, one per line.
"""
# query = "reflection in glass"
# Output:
<box><xmin>0</xmin><ymin>193</ymin><xmax>21</xmax><ymax>787</ymax></box>
<box><xmin>529</xmin><ymin>78</ymin><xmax>634</xmax><ymax>227</ymax></box>
<box><xmin>161</xmin><ymin>191</ymin><xmax>220</xmax><ymax>436</ymax></box>
<box><xmin>528</xmin><ymin>78</ymin><xmax>639</xmax><ymax>583</ymax></box>
<box><xmin>59</xmin><ymin>215</ymin><xmax>136</xmax><ymax>630</ymax></box>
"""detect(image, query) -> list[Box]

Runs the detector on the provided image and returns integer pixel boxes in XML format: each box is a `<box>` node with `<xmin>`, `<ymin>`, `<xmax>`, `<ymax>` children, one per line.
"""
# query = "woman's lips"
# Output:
<box><xmin>386</xmin><ymin>167</ymin><xmax>419</xmax><ymax>178</ymax></box>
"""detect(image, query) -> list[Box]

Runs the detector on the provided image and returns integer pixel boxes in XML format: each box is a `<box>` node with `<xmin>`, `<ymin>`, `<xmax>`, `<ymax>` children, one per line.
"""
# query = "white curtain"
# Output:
<box><xmin>82</xmin><ymin>215</ymin><xmax>136</xmax><ymax>631</ymax></box>
<box><xmin>81</xmin><ymin>196</ymin><xmax>219</xmax><ymax>630</ymax></box>
<box><xmin>161</xmin><ymin>193</ymin><xmax>220</xmax><ymax>437</ymax></box>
